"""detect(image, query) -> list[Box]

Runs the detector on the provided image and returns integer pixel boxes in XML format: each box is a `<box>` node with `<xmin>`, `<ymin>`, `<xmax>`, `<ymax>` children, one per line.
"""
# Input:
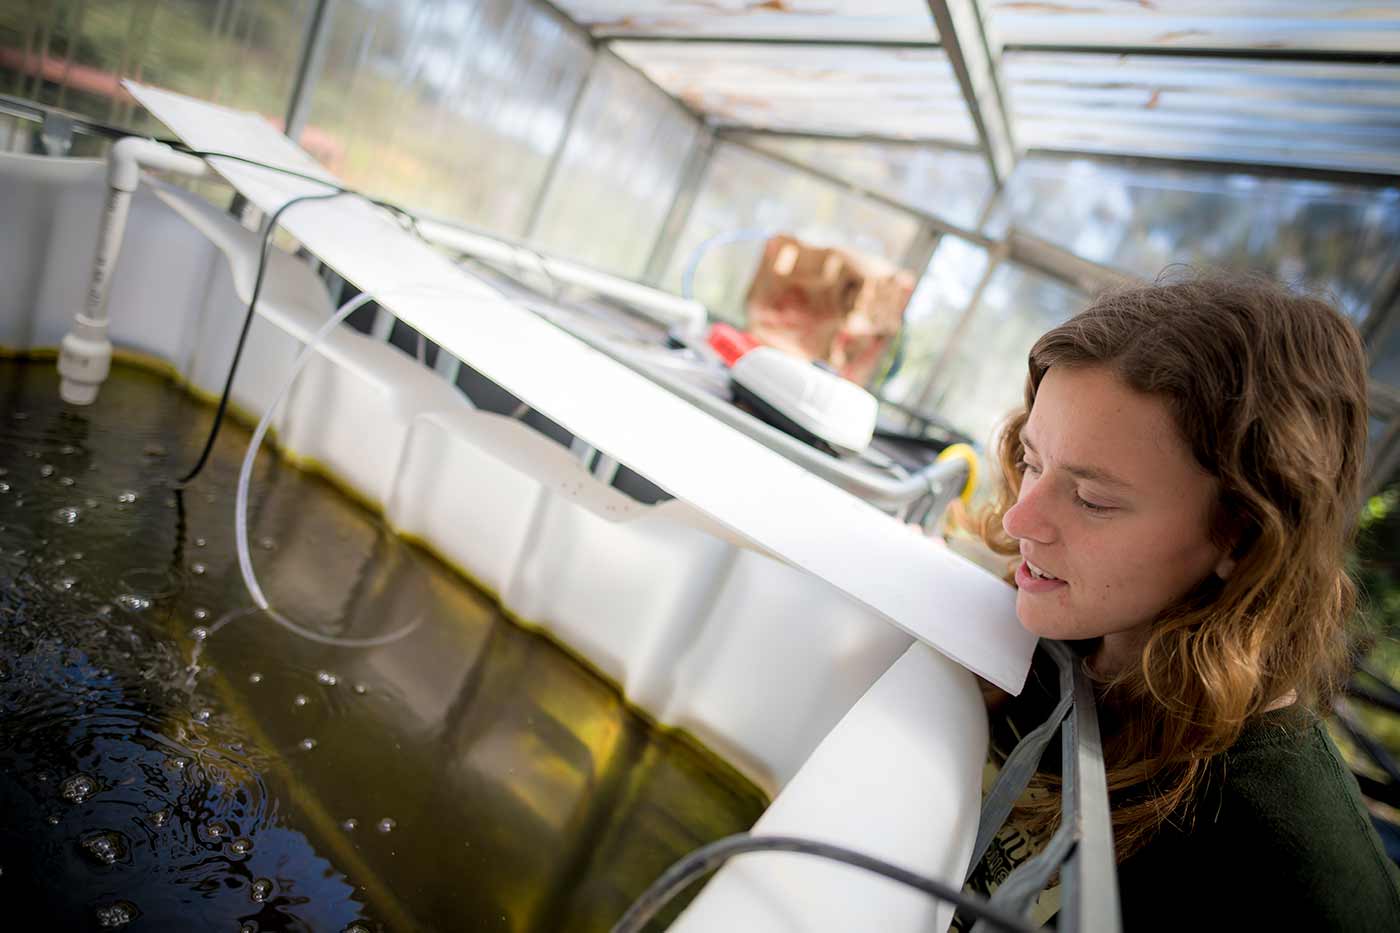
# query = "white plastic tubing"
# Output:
<box><xmin>234</xmin><ymin>288</ymin><xmax>421</xmax><ymax>648</ymax></box>
<box><xmin>59</xmin><ymin>138</ymin><xmax>208</xmax><ymax>405</ymax></box>
<box><xmin>414</xmin><ymin>217</ymin><xmax>708</xmax><ymax>338</ymax></box>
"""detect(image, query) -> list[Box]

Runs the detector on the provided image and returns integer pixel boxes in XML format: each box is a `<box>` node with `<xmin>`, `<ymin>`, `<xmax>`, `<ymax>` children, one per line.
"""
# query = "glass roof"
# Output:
<box><xmin>1004</xmin><ymin>53</ymin><xmax>1400</xmax><ymax>175</ymax></box>
<box><xmin>611</xmin><ymin>42</ymin><xmax>975</xmax><ymax>145</ymax></box>
<box><xmin>551</xmin><ymin>3</ymin><xmax>1400</xmax><ymax>179</ymax></box>
<box><xmin>988</xmin><ymin>1</ymin><xmax>1400</xmax><ymax>54</ymax></box>
<box><xmin>550</xmin><ymin>1</ymin><xmax>939</xmax><ymax>42</ymax></box>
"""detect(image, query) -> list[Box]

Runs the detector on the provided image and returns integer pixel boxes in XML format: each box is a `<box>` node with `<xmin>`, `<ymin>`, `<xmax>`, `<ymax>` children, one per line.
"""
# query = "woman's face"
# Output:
<box><xmin>1002</xmin><ymin>365</ymin><xmax>1230</xmax><ymax>653</ymax></box>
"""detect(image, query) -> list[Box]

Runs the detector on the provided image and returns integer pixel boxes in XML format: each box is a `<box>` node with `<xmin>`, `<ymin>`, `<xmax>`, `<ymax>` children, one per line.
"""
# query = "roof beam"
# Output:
<box><xmin>717</xmin><ymin>126</ymin><xmax>982</xmax><ymax>154</ymax></box>
<box><xmin>1005</xmin><ymin>45</ymin><xmax>1400</xmax><ymax>67</ymax></box>
<box><xmin>1023</xmin><ymin>147</ymin><xmax>1400</xmax><ymax>188</ymax></box>
<box><xmin>601</xmin><ymin>35</ymin><xmax>939</xmax><ymax>50</ymax></box>
<box><xmin>925</xmin><ymin>0</ymin><xmax>1016</xmax><ymax>187</ymax></box>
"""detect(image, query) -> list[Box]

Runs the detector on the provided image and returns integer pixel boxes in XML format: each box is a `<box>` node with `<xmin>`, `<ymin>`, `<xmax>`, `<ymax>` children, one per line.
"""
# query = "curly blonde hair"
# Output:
<box><xmin>974</xmin><ymin>271</ymin><xmax>1370</xmax><ymax>859</ymax></box>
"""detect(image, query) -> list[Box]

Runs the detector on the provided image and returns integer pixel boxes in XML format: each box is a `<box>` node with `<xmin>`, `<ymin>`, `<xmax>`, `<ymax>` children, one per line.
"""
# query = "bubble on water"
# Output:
<box><xmin>191</xmin><ymin>627</ymin><xmax>208</xmax><ymax>642</ymax></box>
<box><xmin>250</xmin><ymin>878</ymin><xmax>273</xmax><ymax>903</ymax></box>
<box><xmin>80</xmin><ymin>830</ymin><xmax>129</xmax><ymax>866</ymax></box>
<box><xmin>192</xmin><ymin>607</ymin><xmax>209</xmax><ymax>621</ymax></box>
<box><xmin>60</xmin><ymin>773</ymin><xmax>96</xmax><ymax>804</ymax></box>
<box><xmin>193</xmin><ymin>708</ymin><xmax>212</xmax><ymax>724</ymax></box>
<box><xmin>293</xmin><ymin>694</ymin><xmax>308</xmax><ymax>708</ymax></box>
<box><xmin>298</xmin><ymin>738</ymin><xmax>317</xmax><ymax>751</ymax></box>
<box><xmin>46</xmin><ymin>814</ymin><xmax>60</xmax><ymax>826</ymax></box>
<box><xmin>70</xmin><ymin>551</ymin><xmax>83</xmax><ymax>561</ymax></box>
<box><xmin>248</xmin><ymin>672</ymin><xmax>263</xmax><ymax>684</ymax></box>
<box><xmin>116</xmin><ymin>490</ymin><xmax>137</xmax><ymax>504</ymax></box>
<box><xmin>149</xmin><ymin>809</ymin><xmax>170</xmax><ymax>828</ymax></box>
<box><xmin>341</xmin><ymin>818</ymin><xmax>358</xmax><ymax>831</ymax></box>
<box><xmin>84</xmin><ymin>497</ymin><xmax>98</xmax><ymax>509</ymax></box>
<box><xmin>170</xmin><ymin>756</ymin><xmax>190</xmax><ymax>771</ymax></box>
<box><xmin>115</xmin><ymin>594</ymin><xmax>150</xmax><ymax>612</ymax></box>
<box><xmin>95</xmin><ymin>900</ymin><xmax>139</xmax><ymax>928</ymax></box>
<box><xmin>194</xmin><ymin>537</ymin><xmax>207</xmax><ymax>548</ymax></box>
<box><xmin>352</xmin><ymin>683</ymin><xmax>369</xmax><ymax>695</ymax></box>
<box><xmin>316</xmin><ymin>671</ymin><xmax>338</xmax><ymax>686</ymax></box>
<box><xmin>0</xmin><ymin>482</ymin><xmax>9</xmax><ymax>494</ymax></box>
<box><xmin>60</xmin><ymin>444</ymin><xmax>76</xmax><ymax>455</ymax></box>
<box><xmin>229</xmin><ymin>838</ymin><xmax>253</xmax><ymax>856</ymax></box>
<box><xmin>258</xmin><ymin>537</ymin><xmax>276</xmax><ymax>551</ymax></box>
<box><xmin>40</xmin><ymin>465</ymin><xmax>54</xmax><ymax>478</ymax></box>
<box><xmin>58</xmin><ymin>476</ymin><xmax>75</xmax><ymax>487</ymax></box>
<box><xmin>241</xmin><ymin>925</ymin><xmax>258</xmax><ymax>933</ymax></box>
<box><xmin>55</xmin><ymin>576</ymin><xmax>78</xmax><ymax>592</ymax></box>
<box><xmin>50</xmin><ymin>506</ymin><xmax>80</xmax><ymax>525</ymax></box>
<box><xmin>203</xmin><ymin>821</ymin><xmax>227</xmax><ymax>841</ymax></box>
<box><xmin>343</xmin><ymin>924</ymin><xmax>372</xmax><ymax>933</ymax></box>
<box><xmin>190</xmin><ymin>562</ymin><xmax>206</xmax><ymax>576</ymax></box>
<box><xmin>377</xmin><ymin>818</ymin><xmax>396</xmax><ymax>834</ymax></box>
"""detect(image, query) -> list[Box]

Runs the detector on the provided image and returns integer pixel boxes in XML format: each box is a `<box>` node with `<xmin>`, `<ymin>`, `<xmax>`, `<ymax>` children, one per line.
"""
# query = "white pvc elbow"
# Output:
<box><xmin>60</xmin><ymin>138</ymin><xmax>207</xmax><ymax>405</ymax></box>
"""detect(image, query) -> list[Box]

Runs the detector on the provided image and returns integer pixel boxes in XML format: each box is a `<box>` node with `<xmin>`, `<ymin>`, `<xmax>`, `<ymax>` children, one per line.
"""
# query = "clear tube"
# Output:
<box><xmin>234</xmin><ymin>290</ymin><xmax>422</xmax><ymax>648</ymax></box>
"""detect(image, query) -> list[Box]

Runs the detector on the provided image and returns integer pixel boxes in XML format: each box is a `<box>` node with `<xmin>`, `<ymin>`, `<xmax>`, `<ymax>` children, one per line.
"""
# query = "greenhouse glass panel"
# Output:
<box><xmin>1003</xmin><ymin>52</ymin><xmax>1400</xmax><ymax>175</ymax></box>
<box><xmin>550</xmin><ymin>0</ymin><xmax>938</xmax><ymax>42</ymax></box>
<box><xmin>529</xmin><ymin>54</ymin><xmax>705</xmax><ymax>279</ymax></box>
<box><xmin>988</xmin><ymin>0</ymin><xmax>1400</xmax><ymax>54</ymax></box>
<box><xmin>990</xmin><ymin>156</ymin><xmax>1400</xmax><ymax>321</ymax></box>
<box><xmin>737</xmin><ymin>132</ymin><xmax>995</xmax><ymax>232</ymax></box>
<box><xmin>611</xmin><ymin>41</ymin><xmax>974</xmax><ymax>144</ymax></box>
<box><xmin>661</xmin><ymin>143</ymin><xmax>921</xmax><ymax>324</ymax></box>
<box><xmin>302</xmin><ymin>0</ymin><xmax>592</xmax><ymax>235</ymax></box>
<box><xmin>0</xmin><ymin>0</ymin><xmax>314</xmax><ymax>134</ymax></box>
<box><xmin>880</xmin><ymin>237</ymin><xmax>991</xmax><ymax>410</ymax></box>
<box><xmin>922</xmin><ymin>263</ymin><xmax>1086</xmax><ymax>443</ymax></box>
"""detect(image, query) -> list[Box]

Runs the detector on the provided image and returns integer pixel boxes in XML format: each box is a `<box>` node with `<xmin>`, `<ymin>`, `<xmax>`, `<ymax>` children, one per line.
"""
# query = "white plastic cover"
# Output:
<box><xmin>126</xmin><ymin>82</ymin><xmax>1036</xmax><ymax>694</ymax></box>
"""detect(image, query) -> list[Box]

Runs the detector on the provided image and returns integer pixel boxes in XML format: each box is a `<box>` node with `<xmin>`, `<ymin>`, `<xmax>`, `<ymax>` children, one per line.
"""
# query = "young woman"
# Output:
<box><xmin>959</xmin><ymin>274</ymin><xmax>1400</xmax><ymax>931</ymax></box>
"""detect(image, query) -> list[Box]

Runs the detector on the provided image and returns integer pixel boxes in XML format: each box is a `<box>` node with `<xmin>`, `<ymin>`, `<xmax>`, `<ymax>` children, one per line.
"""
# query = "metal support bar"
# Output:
<box><xmin>522</xmin><ymin>61</ymin><xmax>597</xmax><ymax>241</ymax></box>
<box><xmin>643</xmin><ymin>131</ymin><xmax>715</xmax><ymax>285</ymax></box>
<box><xmin>899</xmin><ymin>225</ymin><xmax>942</xmax><ymax>278</ymax></box>
<box><xmin>722</xmin><ymin>127</ymin><xmax>982</xmax><ymax>153</ymax></box>
<box><xmin>1005</xmin><ymin>44</ymin><xmax>1400</xmax><ymax>66</ymax></box>
<box><xmin>1006</xmin><ymin>229</ymin><xmax>1139</xmax><ymax>296</ymax></box>
<box><xmin>601</xmin><ymin>35</ymin><xmax>940</xmax><ymax>50</ymax></box>
<box><xmin>283</xmin><ymin>0</ymin><xmax>335</xmax><ymax>143</ymax></box>
<box><xmin>724</xmin><ymin>133</ymin><xmax>997</xmax><ymax>249</ymax></box>
<box><xmin>910</xmin><ymin>242</ymin><xmax>1006</xmax><ymax>418</ymax></box>
<box><xmin>925</xmin><ymin>0</ymin><xmax>1017</xmax><ymax>186</ymax></box>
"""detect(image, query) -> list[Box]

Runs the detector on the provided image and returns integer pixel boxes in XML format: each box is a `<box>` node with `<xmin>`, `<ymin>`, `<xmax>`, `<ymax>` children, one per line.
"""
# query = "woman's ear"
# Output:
<box><xmin>1215</xmin><ymin>554</ymin><xmax>1237</xmax><ymax>580</ymax></box>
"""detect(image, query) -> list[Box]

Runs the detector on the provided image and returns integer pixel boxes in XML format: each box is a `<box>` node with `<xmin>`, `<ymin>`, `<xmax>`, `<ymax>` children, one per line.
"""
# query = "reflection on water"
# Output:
<box><xmin>0</xmin><ymin>359</ymin><xmax>766</xmax><ymax>931</ymax></box>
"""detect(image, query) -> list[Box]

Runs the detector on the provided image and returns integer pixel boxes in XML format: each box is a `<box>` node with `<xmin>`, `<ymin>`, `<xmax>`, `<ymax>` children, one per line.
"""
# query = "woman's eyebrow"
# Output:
<box><xmin>1021</xmin><ymin>432</ymin><xmax>1134</xmax><ymax>490</ymax></box>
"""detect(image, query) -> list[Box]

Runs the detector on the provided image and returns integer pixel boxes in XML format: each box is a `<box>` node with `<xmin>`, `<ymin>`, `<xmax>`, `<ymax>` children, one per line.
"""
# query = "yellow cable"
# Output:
<box><xmin>935</xmin><ymin>442</ymin><xmax>980</xmax><ymax>507</ymax></box>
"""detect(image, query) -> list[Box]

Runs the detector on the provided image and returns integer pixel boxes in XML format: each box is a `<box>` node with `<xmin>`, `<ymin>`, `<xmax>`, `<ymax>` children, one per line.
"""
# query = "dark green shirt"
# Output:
<box><xmin>1115</xmin><ymin>705</ymin><xmax>1400</xmax><ymax>932</ymax></box>
<box><xmin>975</xmin><ymin>647</ymin><xmax>1400</xmax><ymax>932</ymax></box>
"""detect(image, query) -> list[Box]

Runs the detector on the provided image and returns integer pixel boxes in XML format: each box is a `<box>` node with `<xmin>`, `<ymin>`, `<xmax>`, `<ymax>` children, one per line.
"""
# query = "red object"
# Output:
<box><xmin>708</xmin><ymin>322</ymin><xmax>761</xmax><ymax>367</ymax></box>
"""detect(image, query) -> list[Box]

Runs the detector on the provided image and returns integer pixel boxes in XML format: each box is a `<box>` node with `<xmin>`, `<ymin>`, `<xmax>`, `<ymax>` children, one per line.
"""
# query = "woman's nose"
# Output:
<box><xmin>1003</xmin><ymin>479</ymin><xmax>1056</xmax><ymax>544</ymax></box>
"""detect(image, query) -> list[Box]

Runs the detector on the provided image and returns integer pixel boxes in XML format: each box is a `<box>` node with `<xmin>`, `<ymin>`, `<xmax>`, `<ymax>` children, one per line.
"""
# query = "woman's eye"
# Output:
<box><xmin>1018</xmin><ymin>459</ymin><xmax>1041</xmax><ymax>476</ymax></box>
<box><xmin>1075</xmin><ymin>494</ymin><xmax>1114</xmax><ymax>514</ymax></box>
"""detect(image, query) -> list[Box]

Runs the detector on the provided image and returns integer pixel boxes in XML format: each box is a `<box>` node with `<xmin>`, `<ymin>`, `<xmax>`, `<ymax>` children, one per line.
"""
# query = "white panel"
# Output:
<box><xmin>127</xmin><ymin>83</ymin><xmax>1034</xmax><ymax>693</ymax></box>
<box><xmin>671</xmin><ymin>642</ymin><xmax>987</xmax><ymax>933</ymax></box>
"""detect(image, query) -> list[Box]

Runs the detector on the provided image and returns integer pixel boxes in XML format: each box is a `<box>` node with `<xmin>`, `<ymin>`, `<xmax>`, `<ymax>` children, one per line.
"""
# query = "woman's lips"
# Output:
<box><xmin>1015</xmin><ymin>560</ymin><xmax>1069</xmax><ymax>594</ymax></box>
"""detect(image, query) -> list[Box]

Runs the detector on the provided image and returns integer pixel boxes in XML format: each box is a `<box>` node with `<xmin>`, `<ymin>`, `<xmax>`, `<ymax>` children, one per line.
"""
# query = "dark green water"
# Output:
<box><xmin>0</xmin><ymin>358</ymin><xmax>766</xmax><ymax>932</ymax></box>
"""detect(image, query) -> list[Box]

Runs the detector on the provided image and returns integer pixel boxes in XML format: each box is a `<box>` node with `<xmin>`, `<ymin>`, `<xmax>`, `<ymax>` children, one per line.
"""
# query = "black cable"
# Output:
<box><xmin>177</xmin><ymin>189</ymin><xmax>351</xmax><ymax>484</ymax></box>
<box><xmin>608</xmin><ymin>833</ymin><xmax>1037</xmax><ymax>933</ymax></box>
